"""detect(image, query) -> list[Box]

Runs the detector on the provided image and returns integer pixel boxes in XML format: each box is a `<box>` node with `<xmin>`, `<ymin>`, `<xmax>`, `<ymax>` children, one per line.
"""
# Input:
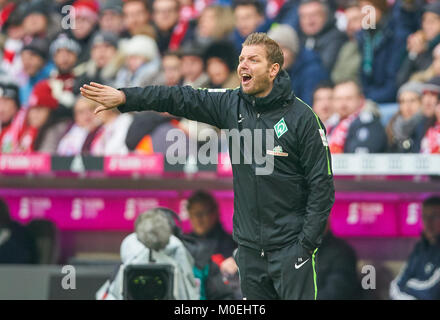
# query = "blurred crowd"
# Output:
<box><xmin>0</xmin><ymin>0</ymin><xmax>440</xmax><ymax>155</ymax></box>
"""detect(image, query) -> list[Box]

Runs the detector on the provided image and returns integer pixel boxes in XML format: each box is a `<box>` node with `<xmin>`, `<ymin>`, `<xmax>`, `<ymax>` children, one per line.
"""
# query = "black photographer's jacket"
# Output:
<box><xmin>117</xmin><ymin>70</ymin><xmax>335</xmax><ymax>254</ymax></box>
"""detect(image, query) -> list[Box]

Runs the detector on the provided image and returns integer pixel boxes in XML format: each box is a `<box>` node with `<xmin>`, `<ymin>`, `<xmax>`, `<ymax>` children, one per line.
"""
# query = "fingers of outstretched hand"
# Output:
<box><xmin>83</xmin><ymin>84</ymin><xmax>102</xmax><ymax>92</ymax></box>
<box><xmin>90</xmin><ymin>82</ymin><xmax>106</xmax><ymax>89</ymax></box>
<box><xmin>80</xmin><ymin>87</ymin><xmax>100</xmax><ymax>99</ymax></box>
<box><xmin>94</xmin><ymin>105</ymin><xmax>108</xmax><ymax>115</ymax></box>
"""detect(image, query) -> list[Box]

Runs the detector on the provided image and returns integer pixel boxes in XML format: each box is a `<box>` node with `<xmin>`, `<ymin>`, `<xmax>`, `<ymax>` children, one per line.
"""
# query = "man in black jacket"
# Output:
<box><xmin>390</xmin><ymin>195</ymin><xmax>440</xmax><ymax>300</ymax></box>
<box><xmin>0</xmin><ymin>198</ymin><xmax>37</xmax><ymax>264</ymax></box>
<box><xmin>184</xmin><ymin>190</ymin><xmax>239</xmax><ymax>300</ymax></box>
<box><xmin>297</xmin><ymin>0</ymin><xmax>347</xmax><ymax>74</ymax></box>
<box><xmin>80</xmin><ymin>32</ymin><xmax>335</xmax><ymax>300</ymax></box>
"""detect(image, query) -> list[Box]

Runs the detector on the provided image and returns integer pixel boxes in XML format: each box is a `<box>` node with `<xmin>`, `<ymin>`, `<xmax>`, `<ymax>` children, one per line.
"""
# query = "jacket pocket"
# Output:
<box><xmin>260</xmin><ymin>173</ymin><xmax>307</xmax><ymax>213</ymax></box>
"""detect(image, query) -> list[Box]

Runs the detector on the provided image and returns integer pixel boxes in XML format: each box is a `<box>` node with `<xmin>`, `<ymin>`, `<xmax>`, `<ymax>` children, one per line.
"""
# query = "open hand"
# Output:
<box><xmin>80</xmin><ymin>82</ymin><xmax>126</xmax><ymax>114</ymax></box>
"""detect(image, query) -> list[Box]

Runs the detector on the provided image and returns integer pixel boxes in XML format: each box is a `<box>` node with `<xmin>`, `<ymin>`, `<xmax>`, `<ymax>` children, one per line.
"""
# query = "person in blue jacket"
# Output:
<box><xmin>390</xmin><ymin>195</ymin><xmax>440</xmax><ymax>300</ymax></box>
<box><xmin>19</xmin><ymin>38</ymin><xmax>54</xmax><ymax>107</ymax></box>
<box><xmin>297</xmin><ymin>0</ymin><xmax>347</xmax><ymax>74</ymax></box>
<box><xmin>356</xmin><ymin>0</ymin><xmax>419</xmax><ymax>103</ymax></box>
<box><xmin>229</xmin><ymin>0</ymin><xmax>273</xmax><ymax>54</ymax></box>
<box><xmin>268</xmin><ymin>23</ymin><xmax>328</xmax><ymax>105</ymax></box>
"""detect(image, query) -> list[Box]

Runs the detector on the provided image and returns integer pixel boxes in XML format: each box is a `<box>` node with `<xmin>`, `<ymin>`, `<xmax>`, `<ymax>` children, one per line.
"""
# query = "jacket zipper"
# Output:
<box><xmin>253</xmin><ymin>98</ymin><xmax>265</xmax><ymax>256</ymax></box>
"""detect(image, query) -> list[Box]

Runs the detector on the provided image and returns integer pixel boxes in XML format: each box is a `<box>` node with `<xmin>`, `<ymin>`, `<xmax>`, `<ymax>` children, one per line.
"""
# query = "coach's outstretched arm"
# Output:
<box><xmin>80</xmin><ymin>82</ymin><xmax>127</xmax><ymax>113</ymax></box>
<box><xmin>297</xmin><ymin>109</ymin><xmax>335</xmax><ymax>253</ymax></box>
<box><xmin>80</xmin><ymin>82</ymin><xmax>231</xmax><ymax>129</ymax></box>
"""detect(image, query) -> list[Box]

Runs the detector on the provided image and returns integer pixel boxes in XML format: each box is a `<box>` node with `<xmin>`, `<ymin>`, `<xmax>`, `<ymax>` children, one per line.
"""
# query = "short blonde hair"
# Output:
<box><xmin>242</xmin><ymin>32</ymin><xmax>284</xmax><ymax>70</ymax></box>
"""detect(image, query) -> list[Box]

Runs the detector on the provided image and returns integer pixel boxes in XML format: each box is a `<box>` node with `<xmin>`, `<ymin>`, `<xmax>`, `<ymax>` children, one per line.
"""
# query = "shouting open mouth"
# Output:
<box><xmin>241</xmin><ymin>73</ymin><xmax>252</xmax><ymax>85</ymax></box>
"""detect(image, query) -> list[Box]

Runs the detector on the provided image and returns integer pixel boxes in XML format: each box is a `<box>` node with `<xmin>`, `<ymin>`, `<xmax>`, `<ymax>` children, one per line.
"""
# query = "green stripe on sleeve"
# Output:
<box><xmin>296</xmin><ymin>97</ymin><xmax>332</xmax><ymax>176</ymax></box>
<box><xmin>312</xmin><ymin>248</ymin><xmax>318</xmax><ymax>300</ymax></box>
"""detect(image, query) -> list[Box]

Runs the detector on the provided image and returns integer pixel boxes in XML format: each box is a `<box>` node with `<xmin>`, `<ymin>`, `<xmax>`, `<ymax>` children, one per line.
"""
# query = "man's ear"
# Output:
<box><xmin>270</xmin><ymin>63</ymin><xmax>280</xmax><ymax>79</ymax></box>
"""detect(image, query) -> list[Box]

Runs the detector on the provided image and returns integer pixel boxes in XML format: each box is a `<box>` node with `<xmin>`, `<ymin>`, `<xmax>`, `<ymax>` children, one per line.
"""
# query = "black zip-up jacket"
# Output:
<box><xmin>117</xmin><ymin>70</ymin><xmax>335</xmax><ymax>253</ymax></box>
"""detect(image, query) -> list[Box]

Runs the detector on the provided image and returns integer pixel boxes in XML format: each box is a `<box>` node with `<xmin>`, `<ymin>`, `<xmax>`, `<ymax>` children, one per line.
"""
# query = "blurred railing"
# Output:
<box><xmin>0</xmin><ymin>153</ymin><xmax>439</xmax><ymax>176</ymax></box>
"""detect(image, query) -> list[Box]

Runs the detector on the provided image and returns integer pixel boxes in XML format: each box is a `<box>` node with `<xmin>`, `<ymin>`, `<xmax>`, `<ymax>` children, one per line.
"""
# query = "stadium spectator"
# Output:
<box><xmin>409</xmin><ymin>43</ymin><xmax>440</xmax><ymax>84</ymax></box>
<box><xmin>268</xmin><ymin>23</ymin><xmax>328</xmax><ymax>105</ymax></box>
<box><xmin>0</xmin><ymin>77</ymin><xmax>20</xmax><ymax>128</ymax></box>
<box><xmin>74</xmin><ymin>31</ymin><xmax>121</xmax><ymax>94</ymax></box>
<box><xmin>182</xmin><ymin>5</ymin><xmax>235</xmax><ymax>48</ymax></box>
<box><xmin>67</xmin><ymin>0</ymin><xmax>100</xmax><ymax>64</ymax></box>
<box><xmin>204</xmin><ymin>40</ymin><xmax>240</xmax><ymax>89</ymax></box>
<box><xmin>114</xmin><ymin>35</ymin><xmax>163</xmax><ymax>88</ymax></box>
<box><xmin>397</xmin><ymin>2</ymin><xmax>440</xmax><ymax>87</ymax></box>
<box><xmin>153</xmin><ymin>0</ymin><xmax>185</xmax><ymax>53</ymax></box>
<box><xmin>316</xmin><ymin>222</ymin><xmax>362</xmax><ymax>300</ymax></box>
<box><xmin>15</xmin><ymin>80</ymin><xmax>61</xmax><ymax>153</ymax></box>
<box><xmin>331</xmin><ymin>1</ymin><xmax>362</xmax><ymax>84</ymax></box>
<box><xmin>297</xmin><ymin>0</ymin><xmax>347</xmax><ymax>74</ymax></box>
<box><xmin>99</xmin><ymin>0</ymin><xmax>125</xmax><ymax>36</ymax></box>
<box><xmin>179</xmin><ymin>43</ymin><xmax>209</xmax><ymax>88</ymax></box>
<box><xmin>274</xmin><ymin>0</ymin><xmax>340</xmax><ymax>29</ymax></box>
<box><xmin>410</xmin><ymin>44</ymin><xmax>440</xmax><ymax>82</ymax></box>
<box><xmin>176</xmin><ymin>0</ymin><xmax>198</xmax><ymax>22</ymax></box>
<box><xmin>184</xmin><ymin>190</ymin><xmax>239</xmax><ymax>299</ymax></box>
<box><xmin>162</xmin><ymin>51</ymin><xmax>183</xmax><ymax>86</ymax></box>
<box><xmin>386</xmin><ymin>81</ymin><xmax>425</xmax><ymax>153</ymax></box>
<box><xmin>186</xmin><ymin>191</ymin><xmax>237</xmax><ymax>261</ymax></box>
<box><xmin>122</xmin><ymin>0</ymin><xmax>154</xmax><ymax>38</ymax></box>
<box><xmin>273</xmin><ymin>0</ymin><xmax>301</xmax><ymax>30</ymax></box>
<box><xmin>312</xmin><ymin>81</ymin><xmax>338</xmax><ymax>133</ymax></box>
<box><xmin>230</xmin><ymin>0</ymin><xmax>270</xmax><ymax>53</ymax></box>
<box><xmin>422</xmin><ymin>77</ymin><xmax>440</xmax><ymax>119</ymax></box>
<box><xmin>420</xmin><ymin>93</ymin><xmax>440</xmax><ymax>153</ymax></box>
<box><xmin>89</xmin><ymin>108</ymin><xmax>133</xmax><ymax>156</ymax></box>
<box><xmin>0</xmin><ymin>198</ymin><xmax>37</xmax><ymax>264</ymax></box>
<box><xmin>48</xmin><ymin>34</ymin><xmax>81</xmax><ymax>116</ymax></box>
<box><xmin>35</xmin><ymin>111</ymin><xmax>73</xmax><ymax>154</ymax></box>
<box><xmin>56</xmin><ymin>97</ymin><xmax>102</xmax><ymax>156</ymax></box>
<box><xmin>20</xmin><ymin>0</ymin><xmax>61</xmax><ymax>41</ymax></box>
<box><xmin>413</xmin><ymin>76</ymin><xmax>440</xmax><ymax>143</ymax></box>
<box><xmin>0</xmin><ymin>3</ymin><xmax>25</xmax><ymax>79</ymax></box>
<box><xmin>356</xmin><ymin>0</ymin><xmax>416</xmax><ymax>103</ymax></box>
<box><xmin>19</xmin><ymin>37</ymin><xmax>54</xmax><ymax>107</ymax></box>
<box><xmin>0</xmin><ymin>79</ymin><xmax>20</xmax><ymax>151</ymax></box>
<box><xmin>390</xmin><ymin>195</ymin><xmax>440</xmax><ymax>300</ymax></box>
<box><xmin>328</xmin><ymin>80</ymin><xmax>387</xmax><ymax>153</ymax></box>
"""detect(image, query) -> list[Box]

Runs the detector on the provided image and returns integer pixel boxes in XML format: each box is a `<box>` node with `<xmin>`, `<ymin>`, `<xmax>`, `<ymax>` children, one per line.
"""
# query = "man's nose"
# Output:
<box><xmin>239</xmin><ymin>60</ymin><xmax>248</xmax><ymax>69</ymax></box>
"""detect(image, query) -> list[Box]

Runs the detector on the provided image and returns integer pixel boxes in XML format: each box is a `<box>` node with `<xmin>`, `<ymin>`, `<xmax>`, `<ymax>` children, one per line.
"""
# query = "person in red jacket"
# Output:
<box><xmin>420</xmin><ymin>99</ymin><xmax>440</xmax><ymax>153</ymax></box>
<box><xmin>16</xmin><ymin>80</ymin><xmax>59</xmax><ymax>153</ymax></box>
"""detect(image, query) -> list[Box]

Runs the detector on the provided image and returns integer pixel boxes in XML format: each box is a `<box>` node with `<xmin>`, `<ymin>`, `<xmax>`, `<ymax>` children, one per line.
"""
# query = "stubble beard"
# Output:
<box><xmin>243</xmin><ymin>71</ymin><xmax>272</xmax><ymax>98</ymax></box>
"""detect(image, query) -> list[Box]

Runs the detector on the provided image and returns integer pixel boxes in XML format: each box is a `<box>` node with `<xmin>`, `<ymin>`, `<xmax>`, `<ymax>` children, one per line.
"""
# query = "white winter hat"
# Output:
<box><xmin>397</xmin><ymin>81</ymin><xmax>424</xmax><ymax>98</ymax></box>
<box><xmin>120</xmin><ymin>35</ymin><xmax>159</xmax><ymax>61</ymax></box>
<box><xmin>267</xmin><ymin>24</ymin><xmax>300</xmax><ymax>55</ymax></box>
